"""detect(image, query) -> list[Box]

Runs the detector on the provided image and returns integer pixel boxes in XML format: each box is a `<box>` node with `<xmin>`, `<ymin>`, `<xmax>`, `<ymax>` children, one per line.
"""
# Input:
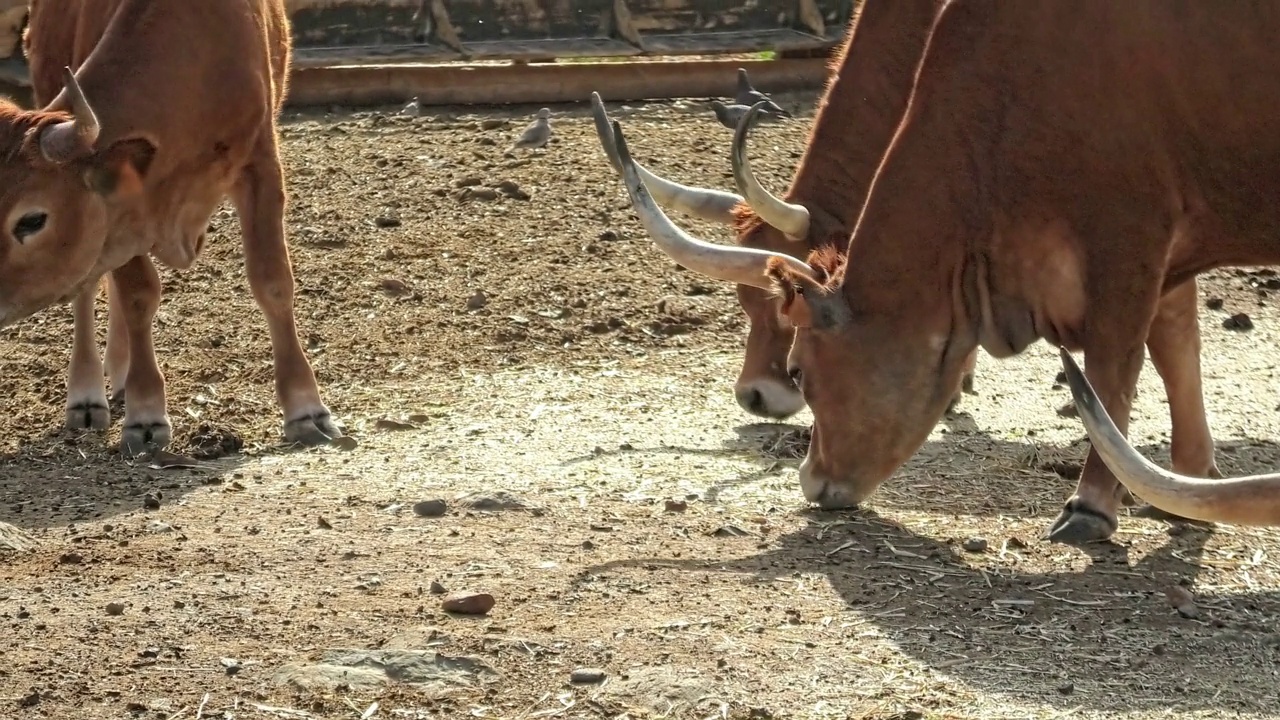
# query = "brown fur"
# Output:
<box><xmin>788</xmin><ymin>0</ymin><xmax>1263</xmax><ymax>538</ymax></box>
<box><xmin>726</xmin><ymin>0</ymin><xmax>949</xmax><ymax>418</ymax></box>
<box><xmin>0</xmin><ymin>0</ymin><xmax>338</xmax><ymax>452</ymax></box>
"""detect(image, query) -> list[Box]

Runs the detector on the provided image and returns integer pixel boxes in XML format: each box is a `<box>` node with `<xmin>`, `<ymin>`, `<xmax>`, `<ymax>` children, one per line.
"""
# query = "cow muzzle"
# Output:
<box><xmin>734</xmin><ymin>377</ymin><xmax>805</xmax><ymax>419</ymax></box>
<box><xmin>798</xmin><ymin>455</ymin><xmax>871</xmax><ymax>510</ymax></box>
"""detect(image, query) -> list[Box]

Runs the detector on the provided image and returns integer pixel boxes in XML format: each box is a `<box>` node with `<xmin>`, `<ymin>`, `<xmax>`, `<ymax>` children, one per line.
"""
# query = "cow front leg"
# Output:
<box><xmin>64</xmin><ymin>281</ymin><xmax>110</xmax><ymax>431</ymax></box>
<box><xmin>112</xmin><ymin>256</ymin><xmax>171</xmax><ymax>456</ymax></box>
<box><xmin>1048</xmin><ymin>257</ymin><xmax>1163</xmax><ymax>545</ymax></box>
<box><xmin>232</xmin><ymin>138</ymin><xmax>340</xmax><ymax>445</ymax></box>
<box><xmin>1133</xmin><ymin>277</ymin><xmax>1219</xmax><ymax>521</ymax></box>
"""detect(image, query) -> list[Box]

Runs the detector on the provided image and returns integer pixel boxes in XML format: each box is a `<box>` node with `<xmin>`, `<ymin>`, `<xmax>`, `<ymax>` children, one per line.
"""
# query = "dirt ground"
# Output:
<box><xmin>2</xmin><ymin>89</ymin><xmax>1280</xmax><ymax>720</ymax></box>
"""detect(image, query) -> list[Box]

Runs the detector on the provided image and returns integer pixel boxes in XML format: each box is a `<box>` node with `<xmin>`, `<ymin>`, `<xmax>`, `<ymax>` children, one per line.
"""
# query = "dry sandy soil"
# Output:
<box><xmin>2</xmin><ymin>89</ymin><xmax>1280</xmax><ymax>720</ymax></box>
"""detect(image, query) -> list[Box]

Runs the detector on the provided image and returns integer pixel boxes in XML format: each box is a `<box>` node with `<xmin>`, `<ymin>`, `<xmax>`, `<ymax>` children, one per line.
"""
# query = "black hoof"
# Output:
<box><xmin>1047</xmin><ymin>501</ymin><xmax>1118</xmax><ymax>545</ymax></box>
<box><xmin>65</xmin><ymin>402</ymin><xmax>110</xmax><ymax>432</ymax></box>
<box><xmin>122</xmin><ymin>422</ymin><xmax>173</xmax><ymax>457</ymax></box>
<box><xmin>285</xmin><ymin>412</ymin><xmax>342</xmax><ymax>446</ymax></box>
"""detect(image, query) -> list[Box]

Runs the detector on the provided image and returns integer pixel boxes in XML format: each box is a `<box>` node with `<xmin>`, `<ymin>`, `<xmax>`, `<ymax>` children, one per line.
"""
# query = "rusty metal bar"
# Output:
<box><xmin>285</xmin><ymin>57</ymin><xmax>829</xmax><ymax>108</ymax></box>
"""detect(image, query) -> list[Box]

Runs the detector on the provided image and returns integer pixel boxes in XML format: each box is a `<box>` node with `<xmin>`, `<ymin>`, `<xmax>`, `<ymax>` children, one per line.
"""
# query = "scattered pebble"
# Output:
<box><xmin>374</xmin><ymin>215</ymin><xmax>401</xmax><ymax>228</ymax></box>
<box><xmin>961</xmin><ymin>537</ymin><xmax>988</xmax><ymax>553</ymax></box>
<box><xmin>1223</xmin><ymin>312</ymin><xmax>1253</xmax><ymax>331</ymax></box>
<box><xmin>429</xmin><ymin>580</ymin><xmax>447</xmax><ymax>594</ymax></box>
<box><xmin>570</xmin><ymin>667</ymin><xmax>607</xmax><ymax>684</ymax></box>
<box><xmin>142</xmin><ymin>493</ymin><xmax>162</xmax><ymax>510</ymax></box>
<box><xmin>1206</xmin><ymin>297</ymin><xmax>1224</xmax><ymax>310</ymax></box>
<box><xmin>442</xmin><ymin>591</ymin><xmax>495</xmax><ymax>615</ymax></box>
<box><xmin>105</xmin><ymin>602</ymin><xmax>126</xmax><ymax>616</ymax></box>
<box><xmin>496</xmin><ymin>179</ymin><xmax>530</xmax><ymax>200</ymax></box>
<box><xmin>466</xmin><ymin>291</ymin><xmax>488</xmax><ymax>310</ymax></box>
<box><xmin>413</xmin><ymin>500</ymin><xmax>448</xmax><ymax>517</ymax></box>
<box><xmin>332</xmin><ymin>436</ymin><xmax>360</xmax><ymax>451</ymax></box>
<box><xmin>1165</xmin><ymin>585</ymin><xmax>1200</xmax><ymax>619</ymax></box>
<box><xmin>58</xmin><ymin>552</ymin><xmax>83</xmax><ymax>564</ymax></box>
<box><xmin>664</xmin><ymin>499</ymin><xmax>688</xmax><ymax>513</ymax></box>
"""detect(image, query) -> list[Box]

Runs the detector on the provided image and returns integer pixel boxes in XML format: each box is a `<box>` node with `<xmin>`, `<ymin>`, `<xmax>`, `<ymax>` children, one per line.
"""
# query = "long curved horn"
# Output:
<box><xmin>731</xmin><ymin>101</ymin><xmax>811</xmax><ymax>240</ymax></box>
<box><xmin>591</xmin><ymin>92</ymin><xmax>742</xmax><ymax>225</ymax></box>
<box><xmin>611</xmin><ymin>119</ymin><xmax>816</xmax><ymax>290</ymax></box>
<box><xmin>40</xmin><ymin>66</ymin><xmax>101</xmax><ymax>163</ymax></box>
<box><xmin>1060</xmin><ymin>347</ymin><xmax>1280</xmax><ymax>526</ymax></box>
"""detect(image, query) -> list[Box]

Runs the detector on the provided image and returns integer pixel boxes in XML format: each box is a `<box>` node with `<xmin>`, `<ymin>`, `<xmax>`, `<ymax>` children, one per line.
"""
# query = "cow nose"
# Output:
<box><xmin>799</xmin><ymin>457</ymin><xmax>862</xmax><ymax>510</ymax></box>
<box><xmin>735</xmin><ymin>386</ymin><xmax>768</xmax><ymax>416</ymax></box>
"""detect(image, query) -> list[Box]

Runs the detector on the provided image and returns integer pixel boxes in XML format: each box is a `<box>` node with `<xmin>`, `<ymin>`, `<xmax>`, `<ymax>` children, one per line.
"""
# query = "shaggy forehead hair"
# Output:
<box><xmin>0</xmin><ymin>101</ymin><xmax>70</xmax><ymax>164</ymax></box>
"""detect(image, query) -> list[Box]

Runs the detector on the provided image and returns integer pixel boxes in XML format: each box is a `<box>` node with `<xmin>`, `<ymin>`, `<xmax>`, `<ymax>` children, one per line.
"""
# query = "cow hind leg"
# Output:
<box><xmin>231</xmin><ymin>136</ymin><xmax>340</xmax><ymax>446</ymax></box>
<box><xmin>64</xmin><ymin>282</ymin><xmax>111</xmax><ymax>432</ymax></box>
<box><xmin>113</xmin><ymin>256</ymin><xmax>172</xmax><ymax>456</ymax></box>
<box><xmin>104</xmin><ymin>275</ymin><xmax>131</xmax><ymax>402</ymax></box>
<box><xmin>1131</xmin><ymin>277</ymin><xmax>1219</xmax><ymax>524</ymax></box>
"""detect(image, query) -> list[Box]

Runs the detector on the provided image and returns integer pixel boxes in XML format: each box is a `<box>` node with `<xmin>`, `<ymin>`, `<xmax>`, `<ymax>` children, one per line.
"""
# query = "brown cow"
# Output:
<box><xmin>601</xmin><ymin>0</ymin><xmax>1222</xmax><ymax>543</ymax></box>
<box><xmin>1</xmin><ymin>0</ymin><xmax>339</xmax><ymax>454</ymax></box>
<box><xmin>1060</xmin><ymin>348</ymin><xmax>1280</xmax><ymax>526</ymax></box>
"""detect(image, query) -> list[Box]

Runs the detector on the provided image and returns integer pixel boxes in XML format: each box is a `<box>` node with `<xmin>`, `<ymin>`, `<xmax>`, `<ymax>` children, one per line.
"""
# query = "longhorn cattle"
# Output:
<box><xmin>603</xmin><ymin>0</ymin><xmax>1222</xmax><ymax>543</ymax></box>
<box><xmin>1060</xmin><ymin>348</ymin><xmax>1280</xmax><ymax>526</ymax></box>
<box><xmin>2</xmin><ymin>0</ymin><xmax>340</xmax><ymax>454</ymax></box>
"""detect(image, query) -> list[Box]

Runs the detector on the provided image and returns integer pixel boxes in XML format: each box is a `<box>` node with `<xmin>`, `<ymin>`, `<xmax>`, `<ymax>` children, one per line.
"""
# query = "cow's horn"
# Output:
<box><xmin>591</xmin><ymin>93</ymin><xmax>742</xmax><ymax>225</ymax></box>
<box><xmin>1060</xmin><ymin>347</ymin><xmax>1280</xmax><ymax>526</ymax></box>
<box><xmin>731</xmin><ymin>101</ymin><xmax>811</xmax><ymax>240</ymax></box>
<box><xmin>40</xmin><ymin>66</ymin><xmax>101</xmax><ymax>163</ymax></box>
<box><xmin>611</xmin><ymin>119</ymin><xmax>816</xmax><ymax>290</ymax></box>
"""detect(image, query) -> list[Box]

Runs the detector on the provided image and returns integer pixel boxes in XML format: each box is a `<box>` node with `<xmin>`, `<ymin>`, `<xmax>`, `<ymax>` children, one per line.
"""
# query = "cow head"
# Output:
<box><xmin>0</xmin><ymin>67</ymin><xmax>153</xmax><ymax>328</ymax></box>
<box><xmin>766</xmin><ymin>245</ymin><xmax>975</xmax><ymax>508</ymax></box>
<box><xmin>592</xmin><ymin>95</ymin><xmax>818</xmax><ymax>419</ymax></box>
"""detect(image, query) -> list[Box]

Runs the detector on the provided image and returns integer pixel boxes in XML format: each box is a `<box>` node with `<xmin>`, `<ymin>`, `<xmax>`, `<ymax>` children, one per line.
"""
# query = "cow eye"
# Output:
<box><xmin>12</xmin><ymin>211</ymin><xmax>47</xmax><ymax>243</ymax></box>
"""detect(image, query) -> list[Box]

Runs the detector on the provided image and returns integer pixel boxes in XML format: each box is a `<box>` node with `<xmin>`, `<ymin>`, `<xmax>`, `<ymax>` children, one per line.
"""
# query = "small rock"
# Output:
<box><xmin>454</xmin><ymin>176</ymin><xmax>483</xmax><ymax>188</ymax></box>
<box><xmin>961</xmin><ymin>537</ymin><xmax>988</xmax><ymax>553</ymax></box>
<box><xmin>480</xmin><ymin>119</ymin><xmax>508</xmax><ymax>130</ymax></box>
<box><xmin>598</xmin><ymin>229</ymin><xmax>620</xmax><ymax>242</ymax></box>
<box><xmin>466</xmin><ymin>291</ymin><xmax>488</xmax><ymax>310</ymax></box>
<box><xmin>412</xmin><ymin>499</ymin><xmax>448</xmax><ymax>517</ymax></box>
<box><xmin>317</xmin><ymin>516</ymin><xmax>333</xmax><ymax>530</ymax></box>
<box><xmin>374</xmin><ymin>215</ymin><xmax>401</xmax><ymax>228</ymax></box>
<box><xmin>1057</xmin><ymin>682</ymin><xmax>1074</xmax><ymax>695</ymax></box>
<box><xmin>442</xmin><ymin>591</ymin><xmax>495</xmax><ymax>615</ymax></box>
<box><xmin>332</xmin><ymin>435</ymin><xmax>360</xmax><ymax>451</ymax></box>
<box><xmin>105</xmin><ymin>602</ymin><xmax>126</xmax><ymax>616</ymax></box>
<box><xmin>1164</xmin><ymin>585</ymin><xmax>1200</xmax><ymax>618</ymax></box>
<box><xmin>1206</xmin><ymin>297</ymin><xmax>1224</xmax><ymax>310</ymax></box>
<box><xmin>495</xmin><ymin>180</ymin><xmax>530</xmax><ymax>200</ymax></box>
<box><xmin>380</xmin><ymin>278</ymin><xmax>409</xmax><ymax>295</ymax></box>
<box><xmin>1223</xmin><ymin>313</ymin><xmax>1253</xmax><ymax>331</ymax></box>
<box><xmin>142</xmin><ymin>492</ymin><xmax>162</xmax><ymax>510</ymax></box>
<box><xmin>664</xmin><ymin>499</ymin><xmax>688</xmax><ymax>513</ymax></box>
<box><xmin>465</xmin><ymin>492</ymin><xmax>527</xmax><ymax>511</ymax></box>
<box><xmin>429</xmin><ymin>580</ymin><xmax>447</xmax><ymax>594</ymax></box>
<box><xmin>570</xmin><ymin>667</ymin><xmax>607</xmax><ymax>684</ymax></box>
<box><xmin>59</xmin><ymin>551</ymin><xmax>84</xmax><ymax>564</ymax></box>
<box><xmin>1056</xmin><ymin>402</ymin><xmax>1078</xmax><ymax>418</ymax></box>
<box><xmin>1055</xmin><ymin>370</ymin><xmax>1067</xmax><ymax>384</ymax></box>
<box><xmin>458</xmin><ymin>187</ymin><xmax>499</xmax><ymax>202</ymax></box>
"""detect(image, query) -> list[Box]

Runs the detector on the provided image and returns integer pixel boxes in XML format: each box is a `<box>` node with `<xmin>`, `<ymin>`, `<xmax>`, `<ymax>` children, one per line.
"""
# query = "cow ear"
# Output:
<box><xmin>82</xmin><ymin>138</ymin><xmax>156</xmax><ymax>197</ymax></box>
<box><xmin>765</xmin><ymin>258</ymin><xmax>816</xmax><ymax>329</ymax></box>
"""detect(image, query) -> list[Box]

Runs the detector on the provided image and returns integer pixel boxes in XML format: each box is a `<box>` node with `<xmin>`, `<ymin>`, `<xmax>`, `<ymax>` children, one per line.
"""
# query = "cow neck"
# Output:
<box><xmin>782</xmin><ymin>0</ymin><xmax>944</xmax><ymax>241</ymax></box>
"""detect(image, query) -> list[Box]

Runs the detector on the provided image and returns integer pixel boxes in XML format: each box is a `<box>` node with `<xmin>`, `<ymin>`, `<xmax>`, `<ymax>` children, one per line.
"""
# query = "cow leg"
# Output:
<box><xmin>1048</xmin><ymin>255</ymin><xmax>1163</xmax><ymax>544</ymax></box>
<box><xmin>64</xmin><ymin>282</ymin><xmax>110</xmax><ymax>432</ymax></box>
<box><xmin>104</xmin><ymin>275</ymin><xmax>131</xmax><ymax>402</ymax></box>
<box><xmin>1132</xmin><ymin>277</ymin><xmax>1220</xmax><ymax>520</ymax></box>
<box><xmin>113</xmin><ymin>256</ymin><xmax>171</xmax><ymax>456</ymax></box>
<box><xmin>231</xmin><ymin>137</ymin><xmax>340</xmax><ymax>445</ymax></box>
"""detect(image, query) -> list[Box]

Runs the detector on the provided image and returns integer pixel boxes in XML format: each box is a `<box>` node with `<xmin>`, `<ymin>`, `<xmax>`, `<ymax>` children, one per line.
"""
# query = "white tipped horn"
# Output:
<box><xmin>611</xmin><ymin>118</ymin><xmax>816</xmax><ymax>290</ymax></box>
<box><xmin>1060</xmin><ymin>347</ymin><xmax>1280</xmax><ymax>526</ymax></box>
<box><xmin>40</xmin><ymin>66</ymin><xmax>101</xmax><ymax>163</ymax></box>
<box><xmin>591</xmin><ymin>92</ymin><xmax>743</xmax><ymax>225</ymax></box>
<box><xmin>731</xmin><ymin>101</ymin><xmax>811</xmax><ymax>240</ymax></box>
